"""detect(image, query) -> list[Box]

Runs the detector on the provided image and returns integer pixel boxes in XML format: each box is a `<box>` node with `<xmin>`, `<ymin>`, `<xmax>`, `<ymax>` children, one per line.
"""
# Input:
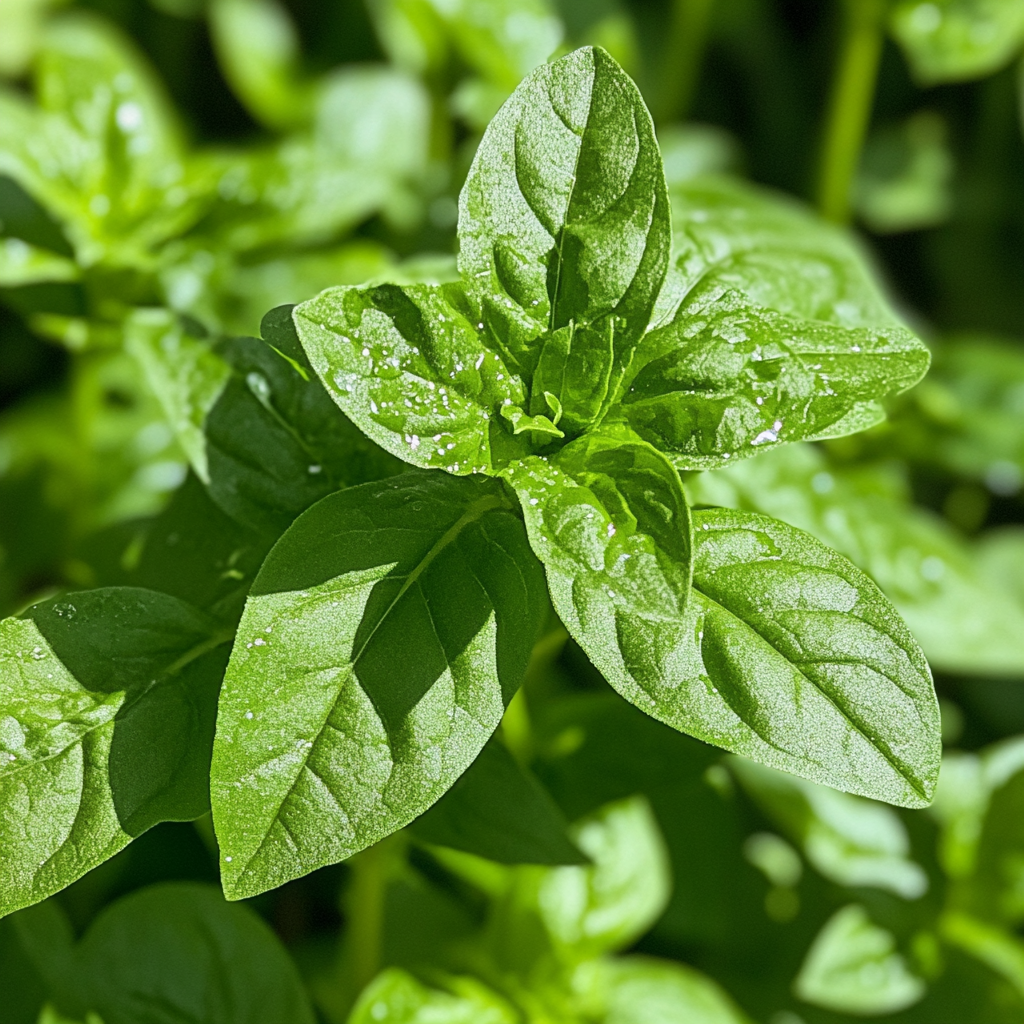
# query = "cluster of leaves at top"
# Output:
<box><xmin>0</xmin><ymin>45</ymin><xmax>942</xmax><ymax>923</ymax></box>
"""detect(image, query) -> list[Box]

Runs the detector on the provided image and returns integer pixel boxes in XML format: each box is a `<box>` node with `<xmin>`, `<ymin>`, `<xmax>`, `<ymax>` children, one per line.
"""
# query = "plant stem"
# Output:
<box><xmin>659</xmin><ymin>0</ymin><xmax>716</xmax><ymax>123</ymax></box>
<box><xmin>817</xmin><ymin>0</ymin><xmax>886</xmax><ymax>223</ymax></box>
<box><xmin>343</xmin><ymin>835</ymin><xmax>398</xmax><ymax>1000</ymax></box>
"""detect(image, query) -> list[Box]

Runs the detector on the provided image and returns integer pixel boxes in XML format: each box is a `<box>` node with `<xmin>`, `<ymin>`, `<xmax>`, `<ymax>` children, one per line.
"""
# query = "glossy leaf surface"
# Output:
<box><xmin>550</xmin><ymin>505</ymin><xmax>939</xmax><ymax>808</ymax></box>
<box><xmin>211</xmin><ymin>471</ymin><xmax>547</xmax><ymax>899</ymax></box>
<box><xmin>0</xmin><ymin>588</ymin><xmax>229</xmax><ymax>917</ymax></box>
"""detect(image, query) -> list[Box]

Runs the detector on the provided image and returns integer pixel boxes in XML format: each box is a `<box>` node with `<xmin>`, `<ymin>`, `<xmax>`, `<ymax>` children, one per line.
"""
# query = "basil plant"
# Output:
<box><xmin>0</xmin><ymin>46</ymin><xmax>940</xmax><ymax>916</ymax></box>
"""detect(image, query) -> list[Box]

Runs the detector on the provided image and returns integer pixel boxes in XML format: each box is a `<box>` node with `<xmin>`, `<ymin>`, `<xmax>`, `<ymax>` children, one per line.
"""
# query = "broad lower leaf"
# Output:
<box><xmin>553</xmin><ymin>504</ymin><xmax>939</xmax><ymax>808</ymax></box>
<box><xmin>0</xmin><ymin>588</ymin><xmax>230</xmax><ymax>917</ymax></box>
<box><xmin>409</xmin><ymin>733</ymin><xmax>585</xmax><ymax>864</ymax></box>
<box><xmin>571</xmin><ymin>956</ymin><xmax>752</xmax><ymax>1024</ymax></box>
<box><xmin>891</xmin><ymin>0</ymin><xmax>1024</xmax><ymax>84</ymax></box>
<box><xmin>795</xmin><ymin>904</ymin><xmax>926</xmax><ymax>1014</ymax></box>
<box><xmin>15</xmin><ymin>883</ymin><xmax>315</xmax><ymax>1024</ymax></box>
<box><xmin>349</xmin><ymin>968</ymin><xmax>517</xmax><ymax>1024</ymax></box>
<box><xmin>294</xmin><ymin>282</ymin><xmax>530</xmax><ymax>474</ymax></box>
<box><xmin>458</xmin><ymin>45</ymin><xmax>670</xmax><ymax>434</ymax></box>
<box><xmin>211</xmin><ymin>470</ymin><xmax>547</xmax><ymax>899</ymax></box>
<box><xmin>508</xmin><ymin>426</ymin><xmax>693</xmax><ymax>621</ymax></box>
<box><xmin>617</xmin><ymin>288</ymin><xmax>929</xmax><ymax>470</ymax></box>
<box><xmin>687</xmin><ymin>442</ymin><xmax>1024</xmax><ymax>675</ymax></box>
<box><xmin>730</xmin><ymin>757</ymin><xmax>929</xmax><ymax>899</ymax></box>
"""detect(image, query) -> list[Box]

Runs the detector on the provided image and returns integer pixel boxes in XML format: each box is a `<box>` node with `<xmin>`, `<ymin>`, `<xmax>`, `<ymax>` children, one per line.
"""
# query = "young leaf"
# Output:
<box><xmin>507</xmin><ymin>426</ymin><xmax>693</xmax><ymax>621</ymax></box>
<box><xmin>0</xmin><ymin>237</ymin><xmax>78</xmax><ymax>287</ymax></box>
<box><xmin>730</xmin><ymin>758</ymin><xmax>928</xmax><ymax>899</ymax></box>
<box><xmin>294</xmin><ymin>282</ymin><xmax>530</xmax><ymax>475</ymax></box>
<box><xmin>16</xmin><ymin>883</ymin><xmax>315</xmax><ymax>1024</ymax></box>
<box><xmin>0</xmin><ymin>588</ymin><xmax>230</xmax><ymax>917</ymax></box>
<box><xmin>618</xmin><ymin>288</ymin><xmax>929</xmax><ymax>469</ymax></box>
<box><xmin>211</xmin><ymin>470</ymin><xmax>547</xmax><ymax>899</ymax></box>
<box><xmin>571</xmin><ymin>956</ymin><xmax>753</xmax><ymax>1024</ymax></box>
<box><xmin>409</xmin><ymin>734</ymin><xmax>585</xmax><ymax>865</ymax></box>
<box><xmin>458</xmin><ymin>45</ymin><xmax>671</xmax><ymax>433</ymax></box>
<box><xmin>794</xmin><ymin>904</ymin><xmax>926</xmax><ymax>1014</ymax></box>
<box><xmin>348</xmin><ymin>968</ymin><xmax>517</xmax><ymax>1024</ymax></box>
<box><xmin>890</xmin><ymin>0</ymin><xmax>1024</xmax><ymax>84</ymax></box>
<box><xmin>549</xmin><ymin>505</ymin><xmax>939</xmax><ymax>809</ymax></box>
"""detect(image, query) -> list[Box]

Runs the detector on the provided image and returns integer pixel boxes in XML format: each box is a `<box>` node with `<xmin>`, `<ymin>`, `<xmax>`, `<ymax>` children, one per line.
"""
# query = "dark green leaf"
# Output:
<box><xmin>211</xmin><ymin>470</ymin><xmax>547</xmax><ymax>899</ymax></box>
<box><xmin>409</xmin><ymin>734</ymin><xmax>585</xmax><ymax>864</ymax></box>
<box><xmin>546</xmin><ymin>504</ymin><xmax>939</xmax><ymax>808</ymax></box>
<box><xmin>458</xmin><ymin>45</ymin><xmax>670</xmax><ymax>435</ymax></box>
<box><xmin>16</xmin><ymin>883</ymin><xmax>315</xmax><ymax>1024</ymax></box>
<box><xmin>0</xmin><ymin>588</ymin><xmax>230</xmax><ymax>916</ymax></box>
<box><xmin>205</xmin><ymin>305</ymin><xmax>403</xmax><ymax>533</ymax></box>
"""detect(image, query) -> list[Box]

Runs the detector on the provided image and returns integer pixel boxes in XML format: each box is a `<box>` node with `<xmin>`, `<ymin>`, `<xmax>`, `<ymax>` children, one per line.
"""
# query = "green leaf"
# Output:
<box><xmin>659</xmin><ymin>175</ymin><xmax>913</xmax><ymax>331</ymax></box>
<box><xmin>208</xmin><ymin>0</ymin><xmax>312</xmax><ymax>130</ymax></box>
<box><xmin>124</xmin><ymin>309</ymin><xmax>231</xmax><ymax>486</ymax></box>
<box><xmin>458</xmin><ymin>45</ymin><xmax>671</xmax><ymax>435</ymax></box>
<box><xmin>550</xmin><ymin>503</ymin><xmax>940</xmax><ymax>809</ymax></box>
<box><xmin>940</xmin><ymin>911</ymin><xmax>1024</xmax><ymax>1004</ymax></box>
<box><xmin>570</xmin><ymin>956</ymin><xmax>752</xmax><ymax>1024</ymax></box>
<box><xmin>730</xmin><ymin>757</ymin><xmax>929</xmax><ymax>899</ymax></box>
<box><xmin>510</xmin><ymin>795</ymin><xmax>670</xmax><ymax>962</ymax></box>
<box><xmin>16</xmin><ymin>883</ymin><xmax>316</xmax><ymax>1024</ymax></box>
<box><xmin>348</xmin><ymin>968</ymin><xmax>517</xmax><ymax>1024</ymax></box>
<box><xmin>891</xmin><ymin>0</ymin><xmax>1024</xmax><ymax>84</ymax></box>
<box><xmin>205</xmin><ymin>306</ymin><xmax>403</xmax><ymax>533</ymax></box>
<box><xmin>687</xmin><ymin>442</ymin><xmax>1024</xmax><ymax>675</ymax></box>
<box><xmin>211</xmin><ymin>470</ymin><xmax>547</xmax><ymax>899</ymax></box>
<box><xmin>618</xmin><ymin>288</ymin><xmax>929</xmax><ymax>470</ymax></box>
<box><xmin>294</xmin><ymin>282</ymin><xmax>530</xmax><ymax>474</ymax></box>
<box><xmin>507</xmin><ymin>427</ymin><xmax>693</xmax><ymax>621</ymax></box>
<box><xmin>409</xmin><ymin>734</ymin><xmax>585</xmax><ymax>865</ymax></box>
<box><xmin>0</xmin><ymin>588</ymin><xmax>230</xmax><ymax>917</ymax></box>
<box><xmin>794</xmin><ymin>904</ymin><xmax>927</xmax><ymax>1014</ymax></box>
<box><xmin>0</xmin><ymin>238</ymin><xmax>78</xmax><ymax>287</ymax></box>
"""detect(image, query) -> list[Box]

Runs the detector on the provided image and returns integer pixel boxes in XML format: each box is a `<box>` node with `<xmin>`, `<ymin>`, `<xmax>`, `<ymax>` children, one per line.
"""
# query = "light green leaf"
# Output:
<box><xmin>458</xmin><ymin>45</ymin><xmax>671</xmax><ymax>435</ymax></box>
<box><xmin>211</xmin><ymin>471</ymin><xmax>547</xmax><ymax>899</ymax></box>
<box><xmin>208</xmin><ymin>0</ymin><xmax>312</xmax><ymax>130</ymax></box>
<box><xmin>730</xmin><ymin>758</ymin><xmax>929</xmax><ymax>899</ymax></box>
<box><xmin>686</xmin><ymin>442</ymin><xmax>1024</xmax><ymax>675</ymax></box>
<box><xmin>0</xmin><ymin>588</ymin><xmax>230</xmax><ymax>917</ymax></box>
<box><xmin>571</xmin><ymin>955</ymin><xmax>752</xmax><ymax>1024</ymax></box>
<box><xmin>891</xmin><ymin>0</ymin><xmax>1024</xmax><ymax>84</ymax></box>
<box><xmin>551</xmin><ymin>503</ymin><xmax>939</xmax><ymax>809</ymax></box>
<box><xmin>124</xmin><ymin>308</ymin><xmax>231</xmax><ymax>485</ymax></box>
<box><xmin>0</xmin><ymin>237</ymin><xmax>78</xmax><ymax>286</ymax></box>
<box><xmin>349</xmin><ymin>968</ymin><xmax>517</xmax><ymax>1024</ymax></box>
<box><xmin>617</xmin><ymin>288</ymin><xmax>928</xmax><ymax>469</ymax></box>
<box><xmin>294</xmin><ymin>282</ymin><xmax>530</xmax><ymax>475</ymax></box>
<box><xmin>0</xmin><ymin>0</ymin><xmax>58</xmax><ymax>77</ymax></box>
<box><xmin>795</xmin><ymin>904</ymin><xmax>926</xmax><ymax>1014</ymax></box>
<box><xmin>507</xmin><ymin>427</ymin><xmax>693</xmax><ymax>622</ymax></box>
<box><xmin>409</xmin><ymin>734</ymin><xmax>585</xmax><ymax>864</ymax></box>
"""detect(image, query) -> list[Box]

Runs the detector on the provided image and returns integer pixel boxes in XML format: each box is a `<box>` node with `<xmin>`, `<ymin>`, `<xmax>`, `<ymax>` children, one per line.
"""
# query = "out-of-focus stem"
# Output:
<box><xmin>659</xmin><ymin>0</ymin><xmax>716</xmax><ymax>124</ymax></box>
<box><xmin>817</xmin><ymin>0</ymin><xmax>886</xmax><ymax>223</ymax></box>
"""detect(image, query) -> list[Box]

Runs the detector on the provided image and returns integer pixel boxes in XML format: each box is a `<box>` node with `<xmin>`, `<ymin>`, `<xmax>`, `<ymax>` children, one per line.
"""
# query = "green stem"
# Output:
<box><xmin>659</xmin><ymin>0</ymin><xmax>716</xmax><ymax>123</ymax></box>
<box><xmin>817</xmin><ymin>0</ymin><xmax>886</xmax><ymax>223</ymax></box>
<box><xmin>342</xmin><ymin>836</ymin><xmax>399</xmax><ymax>1001</ymax></box>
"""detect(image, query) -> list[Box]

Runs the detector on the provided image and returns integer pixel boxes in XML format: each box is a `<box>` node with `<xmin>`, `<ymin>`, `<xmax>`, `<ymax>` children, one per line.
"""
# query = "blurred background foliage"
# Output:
<box><xmin>2</xmin><ymin>1</ymin><xmax>1024</xmax><ymax>1023</ymax></box>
